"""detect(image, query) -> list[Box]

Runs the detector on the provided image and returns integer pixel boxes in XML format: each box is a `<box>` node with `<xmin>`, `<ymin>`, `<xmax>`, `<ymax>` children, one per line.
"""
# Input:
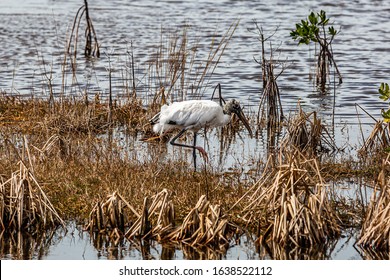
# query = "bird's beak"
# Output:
<box><xmin>235</xmin><ymin>108</ymin><xmax>253</xmax><ymax>138</ymax></box>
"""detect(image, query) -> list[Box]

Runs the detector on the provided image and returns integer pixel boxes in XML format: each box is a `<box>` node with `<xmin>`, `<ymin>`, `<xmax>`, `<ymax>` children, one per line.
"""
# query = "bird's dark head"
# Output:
<box><xmin>223</xmin><ymin>99</ymin><xmax>253</xmax><ymax>138</ymax></box>
<box><xmin>223</xmin><ymin>99</ymin><xmax>241</xmax><ymax>115</ymax></box>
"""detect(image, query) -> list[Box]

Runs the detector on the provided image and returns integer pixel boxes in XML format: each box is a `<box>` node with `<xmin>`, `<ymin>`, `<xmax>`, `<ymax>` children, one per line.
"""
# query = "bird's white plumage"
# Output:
<box><xmin>153</xmin><ymin>100</ymin><xmax>231</xmax><ymax>135</ymax></box>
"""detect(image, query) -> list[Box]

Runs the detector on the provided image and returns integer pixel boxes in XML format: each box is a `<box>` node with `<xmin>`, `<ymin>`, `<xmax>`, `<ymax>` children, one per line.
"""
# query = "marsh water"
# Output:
<box><xmin>1</xmin><ymin>0</ymin><xmax>390</xmax><ymax>259</ymax></box>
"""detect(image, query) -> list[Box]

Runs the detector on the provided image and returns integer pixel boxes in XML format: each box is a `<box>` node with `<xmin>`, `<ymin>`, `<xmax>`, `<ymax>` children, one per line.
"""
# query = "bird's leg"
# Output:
<box><xmin>170</xmin><ymin>129</ymin><xmax>209</xmax><ymax>163</ymax></box>
<box><xmin>193</xmin><ymin>132</ymin><xmax>197</xmax><ymax>169</ymax></box>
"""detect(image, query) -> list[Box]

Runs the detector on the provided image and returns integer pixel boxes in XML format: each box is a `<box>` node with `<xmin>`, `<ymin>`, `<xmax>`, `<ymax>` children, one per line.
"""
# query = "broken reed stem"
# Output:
<box><xmin>66</xmin><ymin>0</ymin><xmax>100</xmax><ymax>75</ymax></box>
<box><xmin>84</xmin><ymin>0</ymin><xmax>93</xmax><ymax>57</ymax></box>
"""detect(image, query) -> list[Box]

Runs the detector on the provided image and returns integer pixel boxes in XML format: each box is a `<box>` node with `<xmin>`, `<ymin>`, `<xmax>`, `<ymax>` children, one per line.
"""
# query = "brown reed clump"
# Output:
<box><xmin>85</xmin><ymin>191</ymin><xmax>140</xmax><ymax>234</ymax></box>
<box><xmin>358</xmin><ymin>154</ymin><xmax>390</xmax><ymax>251</ymax></box>
<box><xmin>358</xmin><ymin>121</ymin><xmax>390</xmax><ymax>158</ymax></box>
<box><xmin>232</xmin><ymin>148</ymin><xmax>341</xmax><ymax>247</ymax></box>
<box><xmin>0</xmin><ymin>159</ymin><xmax>65</xmax><ymax>233</ymax></box>
<box><xmin>125</xmin><ymin>189</ymin><xmax>175</xmax><ymax>240</ymax></box>
<box><xmin>86</xmin><ymin>189</ymin><xmax>176</xmax><ymax>240</ymax></box>
<box><xmin>281</xmin><ymin>105</ymin><xmax>336</xmax><ymax>157</ymax></box>
<box><xmin>85</xmin><ymin>189</ymin><xmax>238</xmax><ymax>248</ymax></box>
<box><xmin>167</xmin><ymin>194</ymin><xmax>237</xmax><ymax>247</ymax></box>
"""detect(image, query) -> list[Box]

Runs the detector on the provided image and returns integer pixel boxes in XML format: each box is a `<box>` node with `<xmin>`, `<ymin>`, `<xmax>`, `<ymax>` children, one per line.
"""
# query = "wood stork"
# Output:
<box><xmin>149</xmin><ymin>99</ymin><xmax>253</xmax><ymax>162</ymax></box>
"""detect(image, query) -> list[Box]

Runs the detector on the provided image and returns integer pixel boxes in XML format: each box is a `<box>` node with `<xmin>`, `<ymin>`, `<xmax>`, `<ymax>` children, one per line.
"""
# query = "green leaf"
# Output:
<box><xmin>385</xmin><ymin>146</ymin><xmax>390</xmax><ymax>153</ymax></box>
<box><xmin>379</xmin><ymin>83</ymin><xmax>390</xmax><ymax>99</ymax></box>
<box><xmin>323</xmin><ymin>18</ymin><xmax>329</xmax><ymax>25</ymax></box>
<box><xmin>381</xmin><ymin>108</ymin><xmax>390</xmax><ymax>121</ymax></box>
<box><xmin>291</xmin><ymin>10</ymin><xmax>338</xmax><ymax>46</ymax></box>
<box><xmin>319</xmin><ymin>10</ymin><xmax>326</xmax><ymax>21</ymax></box>
<box><xmin>329</xmin><ymin>26</ymin><xmax>337</xmax><ymax>35</ymax></box>
<box><xmin>308</xmin><ymin>12</ymin><xmax>317</xmax><ymax>24</ymax></box>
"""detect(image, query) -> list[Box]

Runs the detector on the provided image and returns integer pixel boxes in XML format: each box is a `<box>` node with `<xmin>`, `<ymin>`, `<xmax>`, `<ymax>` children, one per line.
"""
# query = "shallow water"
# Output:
<box><xmin>1</xmin><ymin>0</ymin><xmax>390</xmax><ymax>259</ymax></box>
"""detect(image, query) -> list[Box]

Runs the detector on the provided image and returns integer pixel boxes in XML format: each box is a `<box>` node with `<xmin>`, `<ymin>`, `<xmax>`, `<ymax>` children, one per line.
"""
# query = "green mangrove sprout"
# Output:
<box><xmin>290</xmin><ymin>10</ymin><xmax>342</xmax><ymax>91</ymax></box>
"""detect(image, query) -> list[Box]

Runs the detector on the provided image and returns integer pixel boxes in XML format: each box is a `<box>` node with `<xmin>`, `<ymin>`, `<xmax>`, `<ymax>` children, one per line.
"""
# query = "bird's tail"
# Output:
<box><xmin>149</xmin><ymin>112</ymin><xmax>160</xmax><ymax>125</ymax></box>
<box><xmin>150</xmin><ymin>104</ymin><xmax>169</xmax><ymax>134</ymax></box>
<box><xmin>152</xmin><ymin>123</ymin><xmax>163</xmax><ymax>134</ymax></box>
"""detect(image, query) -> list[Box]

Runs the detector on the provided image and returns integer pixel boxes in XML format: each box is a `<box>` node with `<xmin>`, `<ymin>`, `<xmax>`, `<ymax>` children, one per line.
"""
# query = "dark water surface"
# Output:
<box><xmin>1</xmin><ymin>0</ymin><xmax>390</xmax><ymax>259</ymax></box>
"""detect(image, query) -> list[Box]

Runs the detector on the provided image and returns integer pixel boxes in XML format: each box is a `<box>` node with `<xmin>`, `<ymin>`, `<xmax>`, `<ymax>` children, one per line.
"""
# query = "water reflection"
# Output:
<box><xmin>357</xmin><ymin>247</ymin><xmax>390</xmax><ymax>260</ymax></box>
<box><xmin>0</xmin><ymin>227</ymin><xmax>64</xmax><ymax>260</ymax></box>
<box><xmin>85</xmin><ymin>227</ymin><xmax>368</xmax><ymax>260</ymax></box>
<box><xmin>1</xmin><ymin>222</ymin><xmax>386</xmax><ymax>260</ymax></box>
<box><xmin>260</xmin><ymin>239</ymin><xmax>337</xmax><ymax>260</ymax></box>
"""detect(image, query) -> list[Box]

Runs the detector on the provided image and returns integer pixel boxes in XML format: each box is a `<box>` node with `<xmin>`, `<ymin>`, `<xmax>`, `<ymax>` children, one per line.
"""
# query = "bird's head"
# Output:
<box><xmin>223</xmin><ymin>99</ymin><xmax>253</xmax><ymax>138</ymax></box>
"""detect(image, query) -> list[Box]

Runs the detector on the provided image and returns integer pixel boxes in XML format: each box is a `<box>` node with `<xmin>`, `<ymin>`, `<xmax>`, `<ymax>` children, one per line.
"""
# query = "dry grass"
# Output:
<box><xmin>145</xmin><ymin>20</ymin><xmax>239</xmax><ymax>105</ymax></box>
<box><xmin>0</xmin><ymin>94</ymin><xmax>148</xmax><ymax>136</ymax></box>
<box><xmin>0</xmin><ymin>95</ymin><xmax>248</xmax><ymax>232</ymax></box>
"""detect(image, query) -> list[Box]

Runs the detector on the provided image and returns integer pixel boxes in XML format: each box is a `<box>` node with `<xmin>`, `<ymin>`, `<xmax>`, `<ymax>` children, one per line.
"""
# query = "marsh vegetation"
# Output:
<box><xmin>1</xmin><ymin>0</ymin><xmax>390</xmax><ymax>260</ymax></box>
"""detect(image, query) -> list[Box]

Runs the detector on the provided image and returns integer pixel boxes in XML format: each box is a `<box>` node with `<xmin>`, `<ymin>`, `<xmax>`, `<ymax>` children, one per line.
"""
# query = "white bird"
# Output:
<box><xmin>149</xmin><ymin>99</ymin><xmax>253</xmax><ymax>162</ymax></box>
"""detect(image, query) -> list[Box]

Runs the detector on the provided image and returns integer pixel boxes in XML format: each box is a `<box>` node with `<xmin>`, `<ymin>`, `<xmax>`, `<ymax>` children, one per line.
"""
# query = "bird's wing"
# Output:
<box><xmin>161</xmin><ymin>100</ymin><xmax>220</xmax><ymax>129</ymax></box>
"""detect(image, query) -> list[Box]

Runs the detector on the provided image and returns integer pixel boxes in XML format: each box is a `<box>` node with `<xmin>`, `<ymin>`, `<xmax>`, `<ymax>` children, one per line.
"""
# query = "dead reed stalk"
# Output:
<box><xmin>167</xmin><ymin>194</ymin><xmax>236</xmax><ymax>247</ymax></box>
<box><xmin>66</xmin><ymin>0</ymin><xmax>100</xmax><ymax>75</ymax></box>
<box><xmin>358</xmin><ymin>120</ymin><xmax>390</xmax><ymax>157</ymax></box>
<box><xmin>358</xmin><ymin>154</ymin><xmax>390</xmax><ymax>251</ymax></box>
<box><xmin>250</xmin><ymin>22</ymin><xmax>284</xmax><ymax>132</ymax></box>
<box><xmin>281</xmin><ymin>105</ymin><xmax>336</xmax><ymax>157</ymax></box>
<box><xmin>86</xmin><ymin>189</ymin><xmax>238</xmax><ymax>248</ymax></box>
<box><xmin>233</xmin><ymin>149</ymin><xmax>341</xmax><ymax>247</ymax></box>
<box><xmin>0</xmin><ymin>159</ymin><xmax>65</xmax><ymax>232</ymax></box>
